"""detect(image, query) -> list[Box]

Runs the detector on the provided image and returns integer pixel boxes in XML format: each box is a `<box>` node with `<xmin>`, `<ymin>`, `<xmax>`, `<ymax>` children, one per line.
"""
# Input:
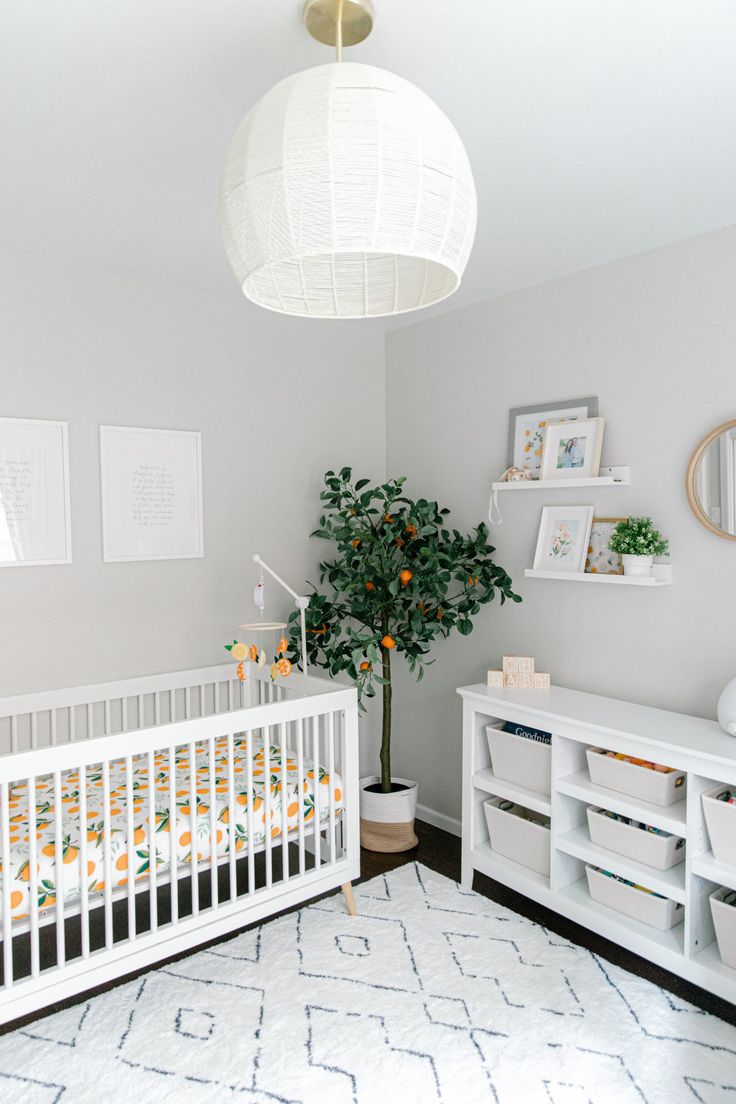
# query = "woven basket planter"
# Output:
<box><xmin>359</xmin><ymin>776</ymin><xmax>418</xmax><ymax>853</ymax></box>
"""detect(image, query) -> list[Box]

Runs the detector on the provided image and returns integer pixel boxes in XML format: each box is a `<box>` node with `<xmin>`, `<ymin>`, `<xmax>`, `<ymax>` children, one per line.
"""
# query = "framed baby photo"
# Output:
<box><xmin>533</xmin><ymin>505</ymin><xmax>594</xmax><ymax>573</ymax></box>
<box><xmin>507</xmin><ymin>396</ymin><xmax>598</xmax><ymax>480</ymax></box>
<box><xmin>585</xmin><ymin>517</ymin><xmax>627</xmax><ymax>575</ymax></box>
<box><xmin>539</xmin><ymin>416</ymin><xmax>605</xmax><ymax>480</ymax></box>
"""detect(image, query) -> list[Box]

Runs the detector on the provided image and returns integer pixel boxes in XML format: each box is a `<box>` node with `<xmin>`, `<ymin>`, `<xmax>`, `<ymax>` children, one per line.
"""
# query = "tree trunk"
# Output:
<box><xmin>380</xmin><ymin>634</ymin><xmax>392</xmax><ymax>793</ymax></box>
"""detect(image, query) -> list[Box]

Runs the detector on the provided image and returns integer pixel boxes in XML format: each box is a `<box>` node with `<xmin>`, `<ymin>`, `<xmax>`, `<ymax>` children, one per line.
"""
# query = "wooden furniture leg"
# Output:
<box><xmin>341</xmin><ymin>882</ymin><xmax>358</xmax><ymax>916</ymax></box>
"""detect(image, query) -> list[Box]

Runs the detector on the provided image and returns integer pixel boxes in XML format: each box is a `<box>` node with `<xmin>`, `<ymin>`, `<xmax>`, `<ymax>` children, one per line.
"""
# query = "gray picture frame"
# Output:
<box><xmin>507</xmin><ymin>396</ymin><xmax>599</xmax><ymax>469</ymax></box>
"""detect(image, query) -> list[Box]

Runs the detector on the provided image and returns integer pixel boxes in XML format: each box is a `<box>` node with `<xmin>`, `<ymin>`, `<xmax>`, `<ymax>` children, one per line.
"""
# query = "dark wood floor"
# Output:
<box><xmin>2</xmin><ymin>818</ymin><xmax>734</xmax><ymax>1035</ymax></box>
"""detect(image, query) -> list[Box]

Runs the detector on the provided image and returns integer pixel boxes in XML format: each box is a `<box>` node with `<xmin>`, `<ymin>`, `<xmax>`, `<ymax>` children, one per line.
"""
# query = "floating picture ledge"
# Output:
<box><xmin>492</xmin><ymin>465</ymin><xmax>629</xmax><ymax>491</ymax></box>
<box><xmin>524</xmin><ymin>568</ymin><xmax>671</xmax><ymax>587</ymax></box>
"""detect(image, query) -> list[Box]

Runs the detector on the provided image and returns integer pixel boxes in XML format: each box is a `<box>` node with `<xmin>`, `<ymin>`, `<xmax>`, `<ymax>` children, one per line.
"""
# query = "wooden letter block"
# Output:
<box><xmin>533</xmin><ymin>672</ymin><xmax>551</xmax><ymax>689</ymax></box>
<box><xmin>503</xmin><ymin>672</ymin><xmax>521</xmax><ymax>688</ymax></box>
<box><xmin>502</xmin><ymin>655</ymin><xmax>519</xmax><ymax>675</ymax></box>
<box><xmin>487</xmin><ymin>670</ymin><xmax>504</xmax><ymax>688</ymax></box>
<box><xmin>520</xmin><ymin>672</ymin><xmax>535</xmax><ymax>689</ymax></box>
<box><xmin>518</xmin><ymin>656</ymin><xmax>535</xmax><ymax>675</ymax></box>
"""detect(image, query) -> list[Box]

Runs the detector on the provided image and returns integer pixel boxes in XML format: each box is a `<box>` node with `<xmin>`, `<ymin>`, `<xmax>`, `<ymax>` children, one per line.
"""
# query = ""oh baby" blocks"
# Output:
<box><xmin>487</xmin><ymin>656</ymin><xmax>551</xmax><ymax>691</ymax></box>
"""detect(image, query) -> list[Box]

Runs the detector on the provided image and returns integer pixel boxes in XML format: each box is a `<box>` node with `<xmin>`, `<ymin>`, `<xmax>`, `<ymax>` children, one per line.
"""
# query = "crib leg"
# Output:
<box><xmin>341</xmin><ymin>882</ymin><xmax>357</xmax><ymax>916</ymax></box>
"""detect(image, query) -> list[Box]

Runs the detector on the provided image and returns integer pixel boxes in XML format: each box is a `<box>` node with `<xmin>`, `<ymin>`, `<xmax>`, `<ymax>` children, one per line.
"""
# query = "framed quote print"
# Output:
<box><xmin>100</xmin><ymin>425</ymin><xmax>203</xmax><ymax>562</ymax></box>
<box><xmin>0</xmin><ymin>416</ymin><xmax>72</xmax><ymax>566</ymax></box>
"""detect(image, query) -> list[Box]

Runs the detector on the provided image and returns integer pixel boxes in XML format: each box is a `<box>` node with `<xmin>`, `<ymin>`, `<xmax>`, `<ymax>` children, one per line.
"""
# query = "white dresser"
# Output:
<box><xmin>458</xmin><ymin>682</ymin><xmax>736</xmax><ymax>1004</ymax></box>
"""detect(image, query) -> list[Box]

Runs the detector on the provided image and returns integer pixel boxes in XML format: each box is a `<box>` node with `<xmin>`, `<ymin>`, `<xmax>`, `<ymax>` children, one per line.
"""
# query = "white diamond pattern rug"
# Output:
<box><xmin>0</xmin><ymin>863</ymin><xmax>734</xmax><ymax>1103</ymax></box>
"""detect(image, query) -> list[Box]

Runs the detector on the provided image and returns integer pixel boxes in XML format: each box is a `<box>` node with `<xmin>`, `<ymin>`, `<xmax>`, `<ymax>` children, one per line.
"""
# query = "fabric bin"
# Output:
<box><xmin>586</xmin><ymin>807</ymin><xmax>685</xmax><ymax>870</ymax></box>
<box><xmin>702</xmin><ymin>786</ymin><xmax>736</xmax><ymax>866</ymax></box>
<box><xmin>484</xmin><ymin>798</ymin><xmax>550</xmax><ymax>877</ymax></box>
<box><xmin>586</xmin><ymin>747</ymin><xmax>686</xmax><ymax>806</ymax></box>
<box><xmin>710</xmin><ymin>887</ymin><xmax>736</xmax><ymax>969</ymax></box>
<box><xmin>585</xmin><ymin>865</ymin><xmax>684</xmax><ymax>931</ymax></box>
<box><xmin>486</xmin><ymin>725</ymin><xmax>551</xmax><ymax>796</ymax></box>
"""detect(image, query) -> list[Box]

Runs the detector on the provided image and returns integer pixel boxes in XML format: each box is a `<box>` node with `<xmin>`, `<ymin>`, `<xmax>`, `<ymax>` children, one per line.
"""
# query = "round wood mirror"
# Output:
<box><xmin>686</xmin><ymin>419</ymin><xmax>736</xmax><ymax>540</ymax></box>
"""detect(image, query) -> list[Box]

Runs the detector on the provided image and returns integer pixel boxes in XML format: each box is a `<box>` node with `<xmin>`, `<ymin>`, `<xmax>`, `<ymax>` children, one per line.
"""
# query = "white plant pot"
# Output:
<box><xmin>621</xmin><ymin>554</ymin><xmax>653</xmax><ymax>577</ymax></box>
<box><xmin>717</xmin><ymin>677</ymin><xmax>736</xmax><ymax>737</ymax></box>
<box><xmin>359</xmin><ymin>775</ymin><xmax>419</xmax><ymax>853</ymax></box>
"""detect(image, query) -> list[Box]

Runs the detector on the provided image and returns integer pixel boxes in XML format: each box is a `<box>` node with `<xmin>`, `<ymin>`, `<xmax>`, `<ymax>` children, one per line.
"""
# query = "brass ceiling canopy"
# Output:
<box><xmin>303</xmin><ymin>0</ymin><xmax>374</xmax><ymax>50</ymax></box>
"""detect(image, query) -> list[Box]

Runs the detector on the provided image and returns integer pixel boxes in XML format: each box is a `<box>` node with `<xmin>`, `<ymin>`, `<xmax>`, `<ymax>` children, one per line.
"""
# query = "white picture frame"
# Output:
<box><xmin>533</xmin><ymin>505</ymin><xmax>594</xmax><ymax>573</ymax></box>
<box><xmin>0</xmin><ymin>416</ymin><xmax>72</xmax><ymax>566</ymax></box>
<box><xmin>100</xmin><ymin>425</ymin><xmax>203</xmax><ymax>563</ymax></box>
<box><xmin>508</xmin><ymin>397</ymin><xmax>598</xmax><ymax>480</ymax></box>
<box><xmin>539</xmin><ymin>416</ymin><xmax>605</xmax><ymax>480</ymax></box>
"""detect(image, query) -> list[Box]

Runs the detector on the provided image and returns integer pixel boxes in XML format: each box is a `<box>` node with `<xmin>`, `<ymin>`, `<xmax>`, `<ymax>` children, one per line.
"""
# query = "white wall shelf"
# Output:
<box><xmin>492</xmin><ymin>465</ymin><xmax>629</xmax><ymax>491</ymax></box>
<box><xmin>524</xmin><ymin>569</ymin><xmax>671</xmax><ymax>587</ymax></box>
<box><xmin>459</xmin><ymin>682</ymin><xmax>736</xmax><ymax>1005</ymax></box>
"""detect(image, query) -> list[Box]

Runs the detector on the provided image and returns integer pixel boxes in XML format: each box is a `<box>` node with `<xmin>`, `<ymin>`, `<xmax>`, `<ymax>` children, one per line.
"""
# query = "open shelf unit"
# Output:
<box><xmin>459</xmin><ymin>682</ymin><xmax>736</xmax><ymax>1004</ymax></box>
<box><xmin>492</xmin><ymin>466</ymin><xmax>629</xmax><ymax>491</ymax></box>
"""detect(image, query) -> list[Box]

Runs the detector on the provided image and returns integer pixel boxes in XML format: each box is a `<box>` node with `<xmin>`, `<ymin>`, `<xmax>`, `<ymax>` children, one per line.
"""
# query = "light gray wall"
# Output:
<box><xmin>386</xmin><ymin>226</ymin><xmax>736</xmax><ymax>826</ymax></box>
<box><xmin>0</xmin><ymin>261</ymin><xmax>385</xmax><ymax>779</ymax></box>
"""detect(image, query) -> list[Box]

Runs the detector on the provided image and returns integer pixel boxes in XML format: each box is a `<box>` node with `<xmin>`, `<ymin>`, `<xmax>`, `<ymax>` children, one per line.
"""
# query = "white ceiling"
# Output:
<box><xmin>2</xmin><ymin>1</ymin><xmax>736</xmax><ymax>331</ymax></box>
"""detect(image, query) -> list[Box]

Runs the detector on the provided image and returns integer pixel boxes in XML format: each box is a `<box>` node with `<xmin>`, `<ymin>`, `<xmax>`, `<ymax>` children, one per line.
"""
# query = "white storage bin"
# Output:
<box><xmin>484</xmin><ymin>798</ymin><xmax>550</xmax><ymax>877</ymax></box>
<box><xmin>486</xmin><ymin>724</ymin><xmax>551</xmax><ymax>797</ymax></box>
<box><xmin>586</xmin><ymin>807</ymin><xmax>685</xmax><ymax>871</ymax></box>
<box><xmin>585</xmin><ymin>865</ymin><xmax>684</xmax><ymax>931</ymax></box>
<box><xmin>702</xmin><ymin>786</ymin><xmax>736</xmax><ymax>866</ymax></box>
<box><xmin>586</xmin><ymin>747</ymin><xmax>686</xmax><ymax>806</ymax></box>
<box><xmin>710</xmin><ymin>887</ymin><xmax>736</xmax><ymax>969</ymax></box>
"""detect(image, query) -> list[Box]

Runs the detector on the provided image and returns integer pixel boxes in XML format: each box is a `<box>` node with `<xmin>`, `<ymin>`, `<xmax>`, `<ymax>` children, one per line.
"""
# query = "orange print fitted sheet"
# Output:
<box><xmin>0</xmin><ymin>735</ymin><xmax>343</xmax><ymax>923</ymax></box>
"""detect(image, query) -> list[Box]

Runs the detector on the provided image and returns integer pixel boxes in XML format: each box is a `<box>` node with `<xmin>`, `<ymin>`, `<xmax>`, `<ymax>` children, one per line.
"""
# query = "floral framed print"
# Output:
<box><xmin>539</xmin><ymin>416</ymin><xmax>605</xmax><ymax>480</ymax></box>
<box><xmin>585</xmin><ymin>517</ymin><xmax>627</xmax><ymax>575</ymax></box>
<box><xmin>533</xmin><ymin>506</ymin><xmax>594</xmax><ymax>573</ymax></box>
<box><xmin>507</xmin><ymin>397</ymin><xmax>598</xmax><ymax>480</ymax></box>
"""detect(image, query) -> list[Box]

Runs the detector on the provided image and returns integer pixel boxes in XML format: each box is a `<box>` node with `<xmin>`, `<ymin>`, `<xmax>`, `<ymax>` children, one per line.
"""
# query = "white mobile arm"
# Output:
<box><xmin>252</xmin><ymin>554</ymin><xmax>310</xmax><ymax>678</ymax></box>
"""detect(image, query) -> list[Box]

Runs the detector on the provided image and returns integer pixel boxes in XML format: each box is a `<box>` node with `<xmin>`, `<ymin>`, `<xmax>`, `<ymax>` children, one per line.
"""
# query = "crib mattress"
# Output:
<box><xmin>0</xmin><ymin>736</ymin><xmax>343</xmax><ymax>923</ymax></box>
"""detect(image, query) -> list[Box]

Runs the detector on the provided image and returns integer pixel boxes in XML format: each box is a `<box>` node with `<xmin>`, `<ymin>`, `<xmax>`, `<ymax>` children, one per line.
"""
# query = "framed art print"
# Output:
<box><xmin>100</xmin><ymin>425</ymin><xmax>203</xmax><ymax>562</ymax></box>
<box><xmin>585</xmin><ymin>517</ymin><xmax>627</xmax><ymax>575</ymax></box>
<box><xmin>507</xmin><ymin>396</ymin><xmax>598</xmax><ymax>480</ymax></box>
<box><xmin>0</xmin><ymin>416</ymin><xmax>72</xmax><ymax>566</ymax></box>
<box><xmin>533</xmin><ymin>505</ymin><xmax>594</xmax><ymax>573</ymax></box>
<box><xmin>539</xmin><ymin>416</ymin><xmax>605</xmax><ymax>480</ymax></box>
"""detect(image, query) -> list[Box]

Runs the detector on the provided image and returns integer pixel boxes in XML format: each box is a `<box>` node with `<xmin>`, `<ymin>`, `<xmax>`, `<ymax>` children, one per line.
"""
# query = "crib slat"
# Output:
<box><xmin>148</xmin><ymin>749</ymin><xmax>158</xmax><ymax>932</ymax></box>
<box><xmin>1</xmin><ymin>781</ymin><xmax>13</xmax><ymax>988</ymax></box>
<box><xmin>51</xmin><ymin>709</ymin><xmax>58</xmax><ymax>747</ymax></box>
<box><xmin>69</xmin><ymin>706</ymin><xmax>76</xmax><ymax>744</ymax></box>
<box><xmin>297</xmin><ymin>718</ymin><xmax>305</xmax><ymax>876</ymax></box>
<box><xmin>185</xmin><ymin>687</ymin><xmax>191</xmax><ymax>720</ymax></box>
<box><xmin>102</xmin><ymin>761</ymin><xmax>113</xmax><ymax>949</ymax></box>
<box><xmin>122</xmin><ymin>697</ymin><xmax>128</xmax><ymax>733</ymax></box>
<box><xmin>227</xmin><ymin>681</ymin><xmax>234</xmax><ymax>711</ymax></box>
<box><xmin>208</xmin><ymin>736</ymin><xmax>218</xmax><ymax>909</ymax></box>
<box><xmin>328</xmin><ymin>712</ymin><xmax>336</xmax><ymax>866</ymax></box>
<box><xmin>87</xmin><ymin>702</ymin><xmax>93</xmax><ymax>740</ymax></box>
<box><xmin>313</xmin><ymin>715</ymin><xmax>321</xmax><ymax>870</ymax></box>
<box><xmin>168</xmin><ymin>746</ymin><xmax>178</xmax><ymax>924</ymax></box>
<box><xmin>214</xmin><ymin>683</ymin><xmax>220</xmax><ymax>714</ymax></box>
<box><xmin>77</xmin><ymin>766</ymin><xmax>87</xmax><ymax>960</ymax></box>
<box><xmin>246</xmin><ymin>731</ymin><xmax>255</xmax><ymax>895</ymax></box>
<box><xmin>188</xmin><ymin>740</ymin><xmax>199</xmax><ymax>916</ymax></box>
<box><xmin>125</xmin><ymin>755</ymin><xmax>136</xmax><ymax>940</ymax></box>
<box><xmin>31</xmin><ymin>713</ymin><xmax>38</xmax><ymax>750</ymax></box>
<box><xmin>154</xmin><ymin>693</ymin><xmax>161</xmax><ymax>727</ymax></box>
<box><xmin>10</xmin><ymin>717</ymin><xmax>17</xmax><ymax>754</ymax></box>
<box><xmin>53</xmin><ymin>768</ymin><xmax>65</xmax><ymax>967</ymax></box>
<box><xmin>138</xmin><ymin>694</ymin><xmax>144</xmax><ymax>730</ymax></box>
<box><xmin>104</xmin><ymin>699</ymin><xmax>111</xmax><ymax>736</ymax></box>
<box><xmin>200</xmin><ymin>685</ymin><xmax>205</xmax><ymax>718</ymax></box>
<box><xmin>264</xmin><ymin>729</ymin><xmax>272</xmax><ymax>889</ymax></box>
<box><xmin>170</xmin><ymin>690</ymin><xmax>176</xmax><ymax>723</ymax></box>
<box><xmin>227</xmin><ymin>733</ymin><xmax>236</xmax><ymax>902</ymax></box>
<box><xmin>28</xmin><ymin>775</ymin><xmax>40</xmax><ymax>977</ymax></box>
<box><xmin>279</xmin><ymin>723</ymin><xmax>289</xmax><ymax>882</ymax></box>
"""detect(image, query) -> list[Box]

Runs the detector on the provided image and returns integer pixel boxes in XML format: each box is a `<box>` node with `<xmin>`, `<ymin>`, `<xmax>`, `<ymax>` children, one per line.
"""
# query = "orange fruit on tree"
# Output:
<box><xmin>384</xmin><ymin>513</ymin><xmax>393</xmax><ymax>523</ymax></box>
<box><xmin>405</xmin><ymin>524</ymin><xmax>417</xmax><ymax>538</ymax></box>
<box><xmin>400</xmin><ymin>569</ymin><xmax>413</xmax><ymax>586</ymax></box>
<box><xmin>365</xmin><ymin>581</ymin><xmax>375</xmax><ymax>591</ymax></box>
<box><xmin>359</xmin><ymin>661</ymin><xmax>372</xmax><ymax>671</ymax></box>
<box><xmin>381</xmin><ymin>635</ymin><xmax>396</xmax><ymax>650</ymax></box>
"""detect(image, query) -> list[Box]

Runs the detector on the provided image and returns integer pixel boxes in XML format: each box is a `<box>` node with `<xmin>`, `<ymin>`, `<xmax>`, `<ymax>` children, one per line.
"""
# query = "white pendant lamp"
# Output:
<box><xmin>219</xmin><ymin>0</ymin><xmax>477</xmax><ymax>319</ymax></box>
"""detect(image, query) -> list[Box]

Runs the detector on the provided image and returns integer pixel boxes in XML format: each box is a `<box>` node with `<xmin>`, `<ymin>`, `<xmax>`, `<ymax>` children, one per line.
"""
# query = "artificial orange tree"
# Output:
<box><xmin>287</xmin><ymin>468</ymin><xmax>520</xmax><ymax>794</ymax></box>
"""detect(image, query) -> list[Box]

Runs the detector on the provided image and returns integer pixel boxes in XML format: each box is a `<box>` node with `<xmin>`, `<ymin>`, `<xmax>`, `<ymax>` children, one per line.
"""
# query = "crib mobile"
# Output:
<box><xmin>225</xmin><ymin>554</ymin><xmax>311</xmax><ymax>683</ymax></box>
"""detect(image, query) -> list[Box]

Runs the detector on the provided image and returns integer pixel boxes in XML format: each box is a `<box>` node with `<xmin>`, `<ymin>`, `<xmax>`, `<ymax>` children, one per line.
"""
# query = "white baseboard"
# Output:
<box><xmin>415</xmin><ymin>802</ymin><xmax>461</xmax><ymax>838</ymax></box>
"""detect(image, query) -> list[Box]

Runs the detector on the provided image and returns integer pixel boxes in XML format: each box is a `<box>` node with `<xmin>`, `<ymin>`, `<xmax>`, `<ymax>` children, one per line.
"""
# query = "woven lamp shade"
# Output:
<box><xmin>220</xmin><ymin>62</ymin><xmax>476</xmax><ymax>319</ymax></box>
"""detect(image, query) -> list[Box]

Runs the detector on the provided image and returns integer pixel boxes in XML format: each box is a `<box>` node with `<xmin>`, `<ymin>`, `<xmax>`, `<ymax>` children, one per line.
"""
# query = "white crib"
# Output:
<box><xmin>0</xmin><ymin>662</ymin><xmax>360</xmax><ymax>1026</ymax></box>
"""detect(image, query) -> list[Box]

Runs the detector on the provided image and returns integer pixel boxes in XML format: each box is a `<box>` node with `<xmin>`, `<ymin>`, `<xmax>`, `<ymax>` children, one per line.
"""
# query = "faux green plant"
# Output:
<box><xmin>287</xmin><ymin>468</ymin><xmax>520</xmax><ymax>794</ymax></box>
<box><xmin>609</xmin><ymin>516</ymin><xmax>669</xmax><ymax>557</ymax></box>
